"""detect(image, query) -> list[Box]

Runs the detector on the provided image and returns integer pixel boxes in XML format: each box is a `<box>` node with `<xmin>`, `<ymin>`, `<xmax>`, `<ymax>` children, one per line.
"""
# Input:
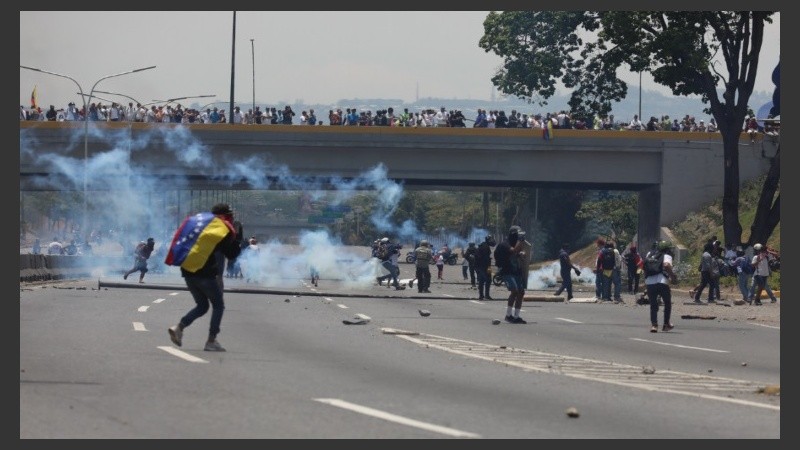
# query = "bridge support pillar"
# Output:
<box><xmin>637</xmin><ymin>185</ymin><xmax>661</xmax><ymax>252</ymax></box>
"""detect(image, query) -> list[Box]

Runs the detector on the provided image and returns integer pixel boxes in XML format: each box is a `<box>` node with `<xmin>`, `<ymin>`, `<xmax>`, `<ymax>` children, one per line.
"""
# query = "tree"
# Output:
<box><xmin>575</xmin><ymin>192</ymin><xmax>639</xmax><ymax>250</ymax></box>
<box><xmin>479</xmin><ymin>11</ymin><xmax>778</xmax><ymax>248</ymax></box>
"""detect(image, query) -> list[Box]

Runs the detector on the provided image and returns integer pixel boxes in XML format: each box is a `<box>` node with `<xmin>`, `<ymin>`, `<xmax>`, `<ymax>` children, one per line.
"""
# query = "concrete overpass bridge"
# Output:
<box><xmin>19</xmin><ymin>121</ymin><xmax>777</xmax><ymax>248</ymax></box>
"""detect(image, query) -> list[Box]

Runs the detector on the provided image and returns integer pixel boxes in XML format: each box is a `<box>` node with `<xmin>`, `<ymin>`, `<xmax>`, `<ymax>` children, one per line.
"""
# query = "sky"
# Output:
<box><xmin>20</xmin><ymin>11</ymin><xmax>780</xmax><ymax>111</ymax></box>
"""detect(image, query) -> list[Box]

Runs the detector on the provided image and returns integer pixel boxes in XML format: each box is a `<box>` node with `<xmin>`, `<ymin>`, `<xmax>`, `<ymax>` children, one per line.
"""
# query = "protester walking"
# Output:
<box><xmin>494</xmin><ymin>226</ymin><xmax>527</xmax><ymax>324</ymax></box>
<box><xmin>554</xmin><ymin>243</ymin><xmax>580</xmax><ymax>300</ymax></box>
<box><xmin>475</xmin><ymin>235</ymin><xmax>496</xmax><ymax>300</ymax></box>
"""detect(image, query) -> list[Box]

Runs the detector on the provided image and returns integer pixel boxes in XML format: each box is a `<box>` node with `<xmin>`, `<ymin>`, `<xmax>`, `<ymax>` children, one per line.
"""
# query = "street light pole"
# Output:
<box><xmin>229</xmin><ymin>11</ymin><xmax>237</xmax><ymax>124</ymax></box>
<box><xmin>250</xmin><ymin>38</ymin><xmax>255</xmax><ymax>124</ymax></box>
<box><xmin>638</xmin><ymin>70</ymin><xmax>642</xmax><ymax>123</ymax></box>
<box><xmin>20</xmin><ymin>65</ymin><xmax>156</xmax><ymax>237</ymax></box>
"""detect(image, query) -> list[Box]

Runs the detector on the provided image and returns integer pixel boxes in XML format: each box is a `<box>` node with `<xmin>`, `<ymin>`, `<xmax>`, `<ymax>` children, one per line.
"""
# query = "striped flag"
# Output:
<box><xmin>30</xmin><ymin>85</ymin><xmax>38</xmax><ymax>109</ymax></box>
<box><xmin>164</xmin><ymin>212</ymin><xmax>234</xmax><ymax>272</ymax></box>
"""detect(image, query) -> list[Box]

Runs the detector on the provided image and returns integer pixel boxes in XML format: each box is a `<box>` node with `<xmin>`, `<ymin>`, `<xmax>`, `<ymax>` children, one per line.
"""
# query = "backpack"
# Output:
<box><xmin>644</xmin><ymin>252</ymin><xmax>664</xmax><ymax>277</ymax></box>
<box><xmin>376</xmin><ymin>244</ymin><xmax>390</xmax><ymax>261</ymax></box>
<box><xmin>739</xmin><ymin>257</ymin><xmax>755</xmax><ymax>275</ymax></box>
<box><xmin>600</xmin><ymin>247</ymin><xmax>615</xmax><ymax>270</ymax></box>
<box><xmin>493</xmin><ymin>243</ymin><xmax>512</xmax><ymax>269</ymax></box>
<box><xmin>709</xmin><ymin>257</ymin><xmax>721</xmax><ymax>278</ymax></box>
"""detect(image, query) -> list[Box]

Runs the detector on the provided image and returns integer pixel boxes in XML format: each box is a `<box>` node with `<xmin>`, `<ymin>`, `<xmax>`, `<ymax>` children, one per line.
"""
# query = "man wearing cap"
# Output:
<box><xmin>413</xmin><ymin>240</ymin><xmax>433</xmax><ymax>293</ymax></box>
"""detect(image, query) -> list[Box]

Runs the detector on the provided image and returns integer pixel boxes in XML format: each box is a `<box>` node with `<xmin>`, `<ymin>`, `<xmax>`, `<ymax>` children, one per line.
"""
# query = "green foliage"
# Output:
<box><xmin>575</xmin><ymin>192</ymin><xmax>638</xmax><ymax>249</ymax></box>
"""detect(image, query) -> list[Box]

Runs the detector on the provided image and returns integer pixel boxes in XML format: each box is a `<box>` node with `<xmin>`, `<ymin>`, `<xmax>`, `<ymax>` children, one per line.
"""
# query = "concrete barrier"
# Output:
<box><xmin>20</xmin><ymin>254</ymin><xmax>128</xmax><ymax>282</ymax></box>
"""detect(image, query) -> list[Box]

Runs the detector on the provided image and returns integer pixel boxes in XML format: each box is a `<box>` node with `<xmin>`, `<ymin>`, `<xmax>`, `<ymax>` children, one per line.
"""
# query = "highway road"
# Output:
<box><xmin>20</xmin><ymin>263</ymin><xmax>780</xmax><ymax>438</ymax></box>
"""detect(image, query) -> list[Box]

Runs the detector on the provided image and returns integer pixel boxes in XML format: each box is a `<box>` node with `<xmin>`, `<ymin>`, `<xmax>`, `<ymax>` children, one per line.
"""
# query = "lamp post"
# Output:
<box><xmin>20</xmin><ymin>65</ymin><xmax>156</xmax><ymax>236</ymax></box>
<box><xmin>250</xmin><ymin>38</ymin><xmax>255</xmax><ymax>124</ymax></box>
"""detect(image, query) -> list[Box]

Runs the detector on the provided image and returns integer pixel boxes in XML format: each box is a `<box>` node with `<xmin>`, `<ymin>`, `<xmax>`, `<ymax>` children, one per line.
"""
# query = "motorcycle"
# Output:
<box><xmin>492</xmin><ymin>272</ymin><xmax>505</xmax><ymax>287</ymax></box>
<box><xmin>405</xmin><ymin>251</ymin><xmax>417</xmax><ymax>264</ymax></box>
<box><xmin>437</xmin><ymin>251</ymin><xmax>458</xmax><ymax>266</ymax></box>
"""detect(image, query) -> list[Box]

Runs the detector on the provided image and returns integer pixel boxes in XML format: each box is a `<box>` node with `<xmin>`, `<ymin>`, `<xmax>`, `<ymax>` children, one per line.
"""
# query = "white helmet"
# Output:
<box><xmin>754</xmin><ymin>243</ymin><xmax>763</xmax><ymax>251</ymax></box>
<box><xmin>380</xmin><ymin>237</ymin><xmax>389</xmax><ymax>243</ymax></box>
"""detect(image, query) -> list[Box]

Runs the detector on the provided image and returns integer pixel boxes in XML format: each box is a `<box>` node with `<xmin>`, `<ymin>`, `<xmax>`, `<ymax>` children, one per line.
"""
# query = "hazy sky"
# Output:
<box><xmin>20</xmin><ymin>11</ymin><xmax>780</xmax><ymax>110</ymax></box>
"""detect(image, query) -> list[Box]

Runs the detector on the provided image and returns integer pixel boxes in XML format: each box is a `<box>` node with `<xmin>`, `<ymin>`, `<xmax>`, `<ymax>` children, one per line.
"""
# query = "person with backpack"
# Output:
<box><xmin>749</xmin><ymin>243</ymin><xmax>778</xmax><ymax>305</ymax></box>
<box><xmin>644</xmin><ymin>240</ymin><xmax>678</xmax><ymax>333</ymax></box>
<box><xmin>494</xmin><ymin>225</ymin><xmax>527</xmax><ymax>324</ymax></box>
<box><xmin>554</xmin><ymin>242</ymin><xmax>581</xmax><ymax>300</ymax></box>
<box><xmin>123</xmin><ymin>237</ymin><xmax>155</xmax><ymax>283</ymax></box>
<box><xmin>732</xmin><ymin>248</ymin><xmax>754</xmax><ymax>302</ymax></box>
<box><xmin>413</xmin><ymin>240</ymin><xmax>433</xmax><ymax>293</ymax></box>
<box><xmin>596</xmin><ymin>241</ymin><xmax>616</xmax><ymax>302</ymax></box>
<box><xmin>691</xmin><ymin>242</ymin><xmax>718</xmax><ymax>304</ymax></box>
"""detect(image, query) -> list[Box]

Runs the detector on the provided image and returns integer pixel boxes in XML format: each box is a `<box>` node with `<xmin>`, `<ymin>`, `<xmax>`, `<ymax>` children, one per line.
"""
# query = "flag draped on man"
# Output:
<box><xmin>30</xmin><ymin>85</ymin><xmax>38</xmax><ymax>109</ymax></box>
<box><xmin>165</xmin><ymin>212</ymin><xmax>236</xmax><ymax>272</ymax></box>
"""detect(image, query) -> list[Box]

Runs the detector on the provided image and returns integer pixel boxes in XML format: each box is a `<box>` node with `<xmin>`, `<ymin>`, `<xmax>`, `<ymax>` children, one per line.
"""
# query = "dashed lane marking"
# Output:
<box><xmin>337</xmin><ymin>304</ymin><xmax>349</xmax><ymax>309</ymax></box>
<box><xmin>392</xmin><ymin>332</ymin><xmax>777</xmax><ymax>411</ymax></box>
<box><xmin>157</xmin><ymin>346</ymin><xmax>208</xmax><ymax>363</ymax></box>
<box><xmin>555</xmin><ymin>317</ymin><xmax>583</xmax><ymax>324</ymax></box>
<box><xmin>169</xmin><ymin>293</ymin><xmax>178</xmax><ymax>296</ymax></box>
<box><xmin>313</xmin><ymin>398</ymin><xmax>481</xmax><ymax>438</ymax></box>
<box><xmin>630</xmin><ymin>338</ymin><xmax>729</xmax><ymax>353</ymax></box>
<box><xmin>749</xmin><ymin>322</ymin><xmax>780</xmax><ymax>330</ymax></box>
<box><xmin>153</xmin><ymin>298</ymin><xmax>165</xmax><ymax>304</ymax></box>
<box><xmin>469</xmin><ymin>300</ymin><xmax>485</xmax><ymax>305</ymax></box>
<box><xmin>138</xmin><ymin>306</ymin><xmax>150</xmax><ymax>312</ymax></box>
<box><xmin>324</xmin><ymin>297</ymin><xmax>333</xmax><ymax>302</ymax></box>
<box><xmin>133</xmin><ymin>322</ymin><xmax>147</xmax><ymax>331</ymax></box>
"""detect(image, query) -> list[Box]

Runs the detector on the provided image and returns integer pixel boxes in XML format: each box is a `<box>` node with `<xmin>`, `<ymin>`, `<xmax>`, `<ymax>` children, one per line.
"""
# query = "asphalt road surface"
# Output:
<box><xmin>20</xmin><ymin>262</ymin><xmax>780</xmax><ymax>438</ymax></box>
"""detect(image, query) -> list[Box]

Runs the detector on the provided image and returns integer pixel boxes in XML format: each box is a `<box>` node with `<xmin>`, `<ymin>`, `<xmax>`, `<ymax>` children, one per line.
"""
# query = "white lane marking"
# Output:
<box><xmin>138</xmin><ymin>306</ymin><xmax>150</xmax><ymax>312</ymax></box>
<box><xmin>442</xmin><ymin>294</ymin><xmax>455</xmax><ymax>298</ymax></box>
<box><xmin>469</xmin><ymin>300</ymin><xmax>485</xmax><ymax>305</ymax></box>
<box><xmin>337</xmin><ymin>304</ymin><xmax>349</xmax><ymax>309</ymax></box>
<box><xmin>750</xmin><ymin>322</ymin><xmax>780</xmax><ymax>330</ymax></box>
<box><xmin>355</xmin><ymin>313</ymin><xmax>371</xmax><ymax>320</ymax></box>
<box><xmin>169</xmin><ymin>293</ymin><xmax>178</xmax><ymax>296</ymax></box>
<box><xmin>310</xmin><ymin>288</ymin><xmax>318</xmax><ymax>292</ymax></box>
<box><xmin>133</xmin><ymin>322</ymin><xmax>147</xmax><ymax>331</ymax></box>
<box><xmin>324</xmin><ymin>297</ymin><xmax>333</xmax><ymax>302</ymax></box>
<box><xmin>158</xmin><ymin>346</ymin><xmax>208</xmax><ymax>363</ymax></box>
<box><xmin>153</xmin><ymin>298</ymin><xmax>165</xmax><ymax>304</ymax></box>
<box><xmin>630</xmin><ymin>338</ymin><xmax>729</xmax><ymax>353</ymax></box>
<box><xmin>313</xmin><ymin>398</ymin><xmax>481</xmax><ymax>438</ymax></box>
<box><xmin>555</xmin><ymin>317</ymin><xmax>583</xmax><ymax>324</ymax></box>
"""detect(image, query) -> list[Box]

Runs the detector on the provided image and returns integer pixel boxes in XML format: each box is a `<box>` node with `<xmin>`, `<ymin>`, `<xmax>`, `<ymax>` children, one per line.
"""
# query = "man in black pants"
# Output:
<box><xmin>475</xmin><ymin>235</ymin><xmax>496</xmax><ymax>300</ymax></box>
<box><xmin>554</xmin><ymin>243</ymin><xmax>580</xmax><ymax>300</ymax></box>
<box><xmin>413</xmin><ymin>240</ymin><xmax>433</xmax><ymax>293</ymax></box>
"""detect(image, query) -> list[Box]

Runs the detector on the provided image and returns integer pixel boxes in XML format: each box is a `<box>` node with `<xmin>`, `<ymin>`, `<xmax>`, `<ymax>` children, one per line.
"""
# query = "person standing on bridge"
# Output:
<box><xmin>166</xmin><ymin>203</ymin><xmax>243</xmax><ymax>352</ymax></box>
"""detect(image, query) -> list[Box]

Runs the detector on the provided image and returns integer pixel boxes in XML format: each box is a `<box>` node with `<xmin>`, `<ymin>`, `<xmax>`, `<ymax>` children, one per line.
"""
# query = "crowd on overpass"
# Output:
<box><xmin>21</xmin><ymin>100</ymin><xmax>771</xmax><ymax>134</ymax></box>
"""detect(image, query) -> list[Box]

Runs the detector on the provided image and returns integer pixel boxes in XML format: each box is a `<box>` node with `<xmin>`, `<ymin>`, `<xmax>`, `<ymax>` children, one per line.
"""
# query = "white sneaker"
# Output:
<box><xmin>168</xmin><ymin>325</ymin><xmax>182</xmax><ymax>347</ymax></box>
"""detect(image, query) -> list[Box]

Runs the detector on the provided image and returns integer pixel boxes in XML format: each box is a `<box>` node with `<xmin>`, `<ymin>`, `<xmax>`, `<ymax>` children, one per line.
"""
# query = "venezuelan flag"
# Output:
<box><xmin>165</xmin><ymin>212</ymin><xmax>234</xmax><ymax>272</ymax></box>
<box><xmin>30</xmin><ymin>85</ymin><xmax>38</xmax><ymax>109</ymax></box>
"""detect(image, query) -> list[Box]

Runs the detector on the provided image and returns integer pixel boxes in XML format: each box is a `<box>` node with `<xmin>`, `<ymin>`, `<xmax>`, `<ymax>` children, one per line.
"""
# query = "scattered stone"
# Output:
<box><xmin>708</xmin><ymin>369</ymin><xmax>713</xmax><ymax>373</ymax></box>
<box><xmin>342</xmin><ymin>316</ymin><xmax>369</xmax><ymax>325</ymax></box>
<box><xmin>492</xmin><ymin>319</ymin><xmax>501</xmax><ymax>325</ymax></box>
<box><xmin>741</xmin><ymin>362</ymin><xmax>748</xmax><ymax>367</ymax></box>
<box><xmin>681</xmin><ymin>314</ymin><xmax>717</xmax><ymax>320</ymax></box>
<box><xmin>642</xmin><ymin>365</ymin><xmax>656</xmax><ymax>375</ymax></box>
<box><xmin>733</xmin><ymin>300</ymin><xmax>747</xmax><ymax>305</ymax></box>
<box><xmin>566</xmin><ymin>407</ymin><xmax>580</xmax><ymax>418</ymax></box>
<box><xmin>758</xmin><ymin>385</ymin><xmax>780</xmax><ymax>396</ymax></box>
<box><xmin>284</xmin><ymin>298</ymin><xmax>291</xmax><ymax>303</ymax></box>
<box><xmin>418</xmin><ymin>309</ymin><xmax>431</xmax><ymax>317</ymax></box>
<box><xmin>747</xmin><ymin>317</ymin><xmax>757</xmax><ymax>320</ymax></box>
